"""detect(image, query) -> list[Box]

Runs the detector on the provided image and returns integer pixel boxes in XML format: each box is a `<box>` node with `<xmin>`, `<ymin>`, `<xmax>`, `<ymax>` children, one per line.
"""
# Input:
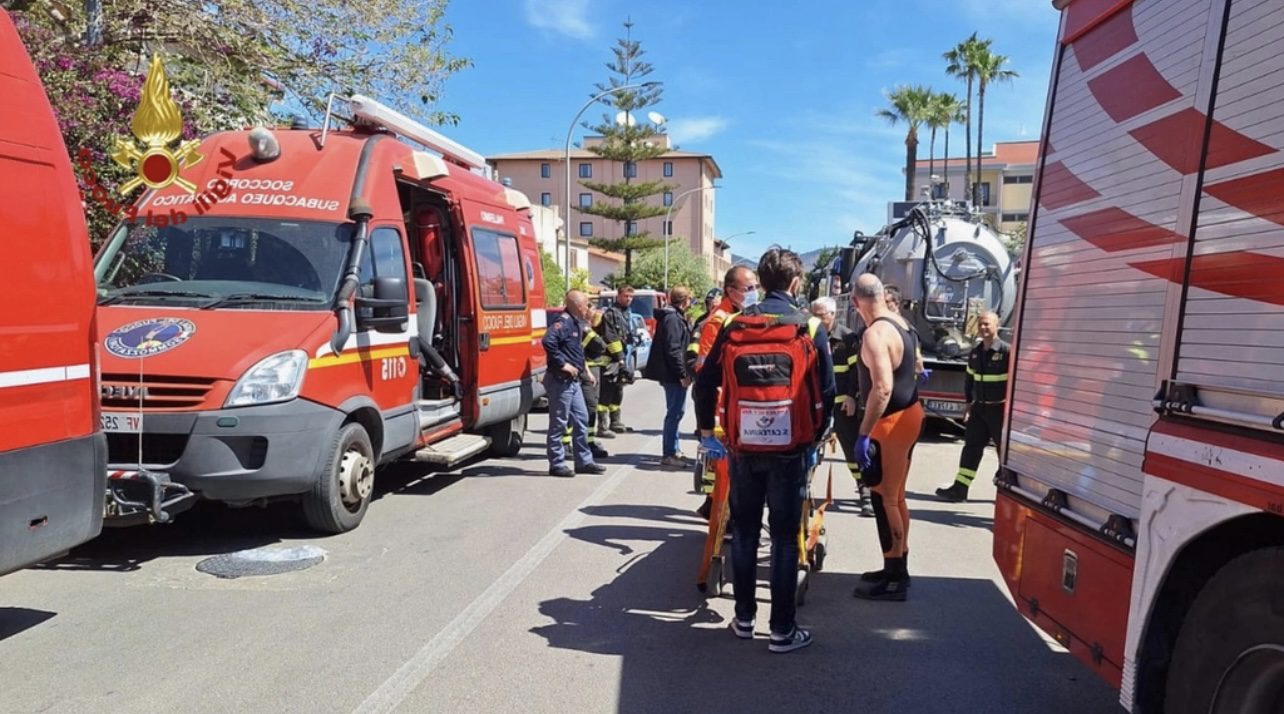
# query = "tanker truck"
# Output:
<box><xmin>829</xmin><ymin>200</ymin><xmax>1018</xmax><ymax>422</ymax></box>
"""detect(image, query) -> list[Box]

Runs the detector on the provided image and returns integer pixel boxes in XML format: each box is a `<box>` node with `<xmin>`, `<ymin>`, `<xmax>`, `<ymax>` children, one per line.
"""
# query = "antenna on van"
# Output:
<box><xmin>347</xmin><ymin>94</ymin><xmax>490</xmax><ymax>178</ymax></box>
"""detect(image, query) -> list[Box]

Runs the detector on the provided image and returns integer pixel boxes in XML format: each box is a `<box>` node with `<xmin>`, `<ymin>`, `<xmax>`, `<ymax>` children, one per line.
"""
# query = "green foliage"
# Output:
<box><xmin>578</xmin><ymin>21</ymin><xmax>672</xmax><ymax>278</ymax></box>
<box><xmin>619</xmin><ymin>241</ymin><xmax>712</xmax><ymax>296</ymax></box>
<box><xmin>13</xmin><ymin>0</ymin><xmax>467</xmax><ymax>245</ymax></box>
<box><xmin>540</xmin><ymin>247</ymin><xmax>567</xmax><ymax>306</ymax></box>
<box><xmin>1001</xmin><ymin>222</ymin><xmax>1027</xmax><ymax>258</ymax></box>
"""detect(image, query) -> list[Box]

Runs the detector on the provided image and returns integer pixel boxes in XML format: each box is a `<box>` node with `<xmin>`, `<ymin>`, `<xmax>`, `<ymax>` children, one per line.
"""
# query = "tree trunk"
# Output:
<box><xmin>965</xmin><ymin>76</ymin><xmax>974</xmax><ymax>204</ymax></box>
<box><xmin>904</xmin><ymin>129</ymin><xmax>918</xmax><ymax>201</ymax></box>
<box><xmin>928</xmin><ymin>126</ymin><xmax>938</xmax><ymax>199</ymax></box>
<box><xmin>624</xmin><ymin>248</ymin><xmax>632</xmax><ymax>281</ymax></box>
<box><xmin>944</xmin><ymin>125</ymin><xmax>951</xmax><ymax>198</ymax></box>
<box><xmin>976</xmin><ymin>81</ymin><xmax>987</xmax><ymax>207</ymax></box>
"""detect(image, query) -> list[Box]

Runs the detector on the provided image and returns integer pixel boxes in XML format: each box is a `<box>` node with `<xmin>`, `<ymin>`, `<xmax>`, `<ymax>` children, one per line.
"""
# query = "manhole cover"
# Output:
<box><xmin>196</xmin><ymin>545</ymin><xmax>327</xmax><ymax>579</ymax></box>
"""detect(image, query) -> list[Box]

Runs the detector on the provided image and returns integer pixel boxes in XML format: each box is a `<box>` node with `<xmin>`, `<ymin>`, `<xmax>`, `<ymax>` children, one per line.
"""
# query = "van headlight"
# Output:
<box><xmin>225</xmin><ymin>350</ymin><xmax>308</xmax><ymax>407</ymax></box>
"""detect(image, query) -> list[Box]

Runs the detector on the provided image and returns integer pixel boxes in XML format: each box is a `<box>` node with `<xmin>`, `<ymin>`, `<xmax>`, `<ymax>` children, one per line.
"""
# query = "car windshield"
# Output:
<box><xmin>95</xmin><ymin>217</ymin><xmax>352</xmax><ymax>309</ymax></box>
<box><xmin>597</xmin><ymin>294</ymin><xmax>658</xmax><ymax>319</ymax></box>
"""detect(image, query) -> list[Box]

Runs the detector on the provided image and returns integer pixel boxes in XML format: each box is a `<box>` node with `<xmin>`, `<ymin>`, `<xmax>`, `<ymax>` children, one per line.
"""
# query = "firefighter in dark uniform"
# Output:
<box><xmin>597</xmin><ymin>285</ymin><xmax>635</xmax><ymax>438</ymax></box>
<box><xmin>936</xmin><ymin>310</ymin><xmax>1009</xmax><ymax>502</ymax></box>
<box><xmin>568</xmin><ymin>308</ymin><xmax>610</xmax><ymax>460</ymax></box>
<box><xmin>811</xmin><ymin>297</ymin><xmax>874</xmax><ymax>518</ymax></box>
<box><xmin>542</xmin><ymin>291</ymin><xmax>606</xmax><ymax>478</ymax></box>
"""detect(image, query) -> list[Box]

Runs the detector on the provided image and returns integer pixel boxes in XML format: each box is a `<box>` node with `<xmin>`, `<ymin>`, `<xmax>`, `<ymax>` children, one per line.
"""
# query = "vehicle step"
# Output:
<box><xmin>413</xmin><ymin>433</ymin><xmax>490</xmax><ymax>467</ymax></box>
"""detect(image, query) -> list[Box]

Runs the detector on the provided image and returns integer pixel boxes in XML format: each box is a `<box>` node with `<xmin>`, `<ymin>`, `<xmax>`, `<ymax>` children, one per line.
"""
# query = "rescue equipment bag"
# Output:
<box><xmin>719</xmin><ymin>310</ymin><xmax>823</xmax><ymax>453</ymax></box>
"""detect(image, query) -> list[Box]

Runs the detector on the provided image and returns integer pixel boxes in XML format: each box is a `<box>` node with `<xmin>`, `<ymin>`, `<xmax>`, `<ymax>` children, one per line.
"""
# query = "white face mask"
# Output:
<box><xmin>740</xmin><ymin>289</ymin><xmax>760</xmax><ymax>309</ymax></box>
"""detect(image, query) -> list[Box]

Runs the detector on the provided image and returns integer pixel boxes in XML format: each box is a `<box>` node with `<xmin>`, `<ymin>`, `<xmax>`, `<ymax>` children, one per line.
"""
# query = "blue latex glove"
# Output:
<box><xmin>855</xmin><ymin>435</ymin><xmax>874</xmax><ymax>471</ymax></box>
<box><xmin>700</xmin><ymin>435</ymin><xmax>726</xmax><ymax>460</ymax></box>
<box><xmin>918</xmin><ymin>368</ymin><xmax>933</xmax><ymax>386</ymax></box>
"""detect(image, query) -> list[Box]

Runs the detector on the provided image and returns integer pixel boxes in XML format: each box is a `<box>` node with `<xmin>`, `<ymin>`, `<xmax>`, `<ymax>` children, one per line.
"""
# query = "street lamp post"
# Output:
<box><xmin>562</xmin><ymin>82</ymin><xmax>659</xmax><ymax>285</ymax></box>
<box><xmin>664</xmin><ymin>184</ymin><xmax>720</xmax><ymax>291</ymax></box>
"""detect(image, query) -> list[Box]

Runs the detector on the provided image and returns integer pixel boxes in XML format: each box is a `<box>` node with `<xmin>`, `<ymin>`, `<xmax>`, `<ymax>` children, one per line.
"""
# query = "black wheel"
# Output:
<box><xmin>488</xmin><ymin>411</ymin><xmax>527</xmax><ymax>458</ymax></box>
<box><xmin>812</xmin><ymin>541</ymin><xmax>827</xmax><ymax>573</ymax></box>
<box><xmin>302</xmin><ymin>422</ymin><xmax>374</xmax><ymax>534</ymax></box>
<box><xmin>1166</xmin><ymin>548</ymin><xmax>1284</xmax><ymax>714</ymax></box>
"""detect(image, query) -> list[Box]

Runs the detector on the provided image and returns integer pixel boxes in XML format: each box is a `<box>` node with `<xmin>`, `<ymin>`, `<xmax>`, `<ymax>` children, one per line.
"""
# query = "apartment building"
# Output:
<box><xmin>489</xmin><ymin>134</ymin><xmax>725</xmax><ymax>283</ymax></box>
<box><xmin>909</xmin><ymin>139</ymin><xmax>1039</xmax><ymax>234</ymax></box>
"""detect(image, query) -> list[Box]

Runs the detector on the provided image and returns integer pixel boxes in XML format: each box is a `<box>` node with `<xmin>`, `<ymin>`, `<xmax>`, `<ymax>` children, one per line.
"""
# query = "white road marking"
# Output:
<box><xmin>352</xmin><ymin>437</ymin><xmax>658</xmax><ymax>714</ymax></box>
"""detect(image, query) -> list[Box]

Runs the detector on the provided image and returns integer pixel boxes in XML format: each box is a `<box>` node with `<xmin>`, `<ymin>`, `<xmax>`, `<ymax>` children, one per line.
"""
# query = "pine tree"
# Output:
<box><xmin>579</xmin><ymin>21</ymin><xmax>672</xmax><ymax>281</ymax></box>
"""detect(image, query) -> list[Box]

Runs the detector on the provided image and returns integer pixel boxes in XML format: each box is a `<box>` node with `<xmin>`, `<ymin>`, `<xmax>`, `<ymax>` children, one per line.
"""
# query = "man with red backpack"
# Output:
<box><xmin>693</xmin><ymin>247</ymin><xmax>835</xmax><ymax>654</ymax></box>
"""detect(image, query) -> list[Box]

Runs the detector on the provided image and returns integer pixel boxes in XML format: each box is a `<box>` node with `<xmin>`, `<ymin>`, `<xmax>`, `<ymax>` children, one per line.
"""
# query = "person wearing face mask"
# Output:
<box><xmin>646</xmin><ymin>286</ymin><xmax>695</xmax><ymax>468</ymax></box>
<box><xmin>693</xmin><ymin>247</ymin><xmax>835</xmax><ymax>653</ymax></box>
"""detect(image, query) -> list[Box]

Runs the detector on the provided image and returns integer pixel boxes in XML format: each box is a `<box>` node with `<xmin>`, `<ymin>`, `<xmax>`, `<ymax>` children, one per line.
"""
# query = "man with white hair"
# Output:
<box><xmin>811</xmin><ymin>296</ymin><xmax>873</xmax><ymax>517</ymax></box>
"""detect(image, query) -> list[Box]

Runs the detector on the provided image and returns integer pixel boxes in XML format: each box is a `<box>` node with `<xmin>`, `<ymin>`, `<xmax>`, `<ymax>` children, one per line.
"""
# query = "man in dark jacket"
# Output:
<box><xmin>646</xmin><ymin>286</ymin><xmax>694</xmax><ymax>469</ymax></box>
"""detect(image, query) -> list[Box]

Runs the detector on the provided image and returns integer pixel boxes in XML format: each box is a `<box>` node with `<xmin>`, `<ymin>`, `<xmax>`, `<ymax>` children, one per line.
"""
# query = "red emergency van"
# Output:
<box><xmin>94</xmin><ymin>96</ymin><xmax>547</xmax><ymax>533</ymax></box>
<box><xmin>0</xmin><ymin>10</ymin><xmax>106</xmax><ymax>574</ymax></box>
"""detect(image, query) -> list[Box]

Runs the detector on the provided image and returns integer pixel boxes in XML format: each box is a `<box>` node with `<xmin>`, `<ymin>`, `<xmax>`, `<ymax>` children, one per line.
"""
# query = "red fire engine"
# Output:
<box><xmin>996</xmin><ymin>1</ymin><xmax>1284</xmax><ymax>712</ymax></box>
<box><xmin>94</xmin><ymin>96</ymin><xmax>547</xmax><ymax>533</ymax></box>
<box><xmin>0</xmin><ymin>10</ymin><xmax>106</xmax><ymax>574</ymax></box>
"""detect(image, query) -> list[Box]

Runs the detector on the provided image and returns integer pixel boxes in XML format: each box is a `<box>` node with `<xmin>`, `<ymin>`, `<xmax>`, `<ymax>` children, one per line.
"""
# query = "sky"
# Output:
<box><xmin>436</xmin><ymin>0</ymin><xmax>1061</xmax><ymax>259</ymax></box>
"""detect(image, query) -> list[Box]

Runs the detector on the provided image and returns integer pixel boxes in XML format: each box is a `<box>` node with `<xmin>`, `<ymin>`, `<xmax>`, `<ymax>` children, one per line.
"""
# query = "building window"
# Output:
<box><xmin>624</xmin><ymin>161</ymin><xmax>637</xmax><ymax>178</ymax></box>
<box><xmin>663</xmin><ymin>161</ymin><xmax>673</xmax><ymax>177</ymax></box>
<box><xmin>979</xmin><ymin>182</ymin><xmax>992</xmax><ymax>206</ymax></box>
<box><xmin>932</xmin><ymin>183</ymin><xmax>948</xmax><ymax>199</ymax></box>
<box><xmin>663</xmin><ymin>221</ymin><xmax>673</xmax><ymax>236</ymax></box>
<box><xmin>578</xmin><ymin>163</ymin><xmax>592</xmax><ymax>179</ymax></box>
<box><xmin>540</xmin><ymin>192</ymin><xmax>551</xmax><ymax>206</ymax></box>
<box><xmin>540</xmin><ymin>162</ymin><xmax>551</xmax><ymax>179</ymax></box>
<box><xmin>579</xmin><ymin>222</ymin><xmax>593</xmax><ymax>237</ymax></box>
<box><xmin>579</xmin><ymin>193</ymin><xmax>592</xmax><ymax>208</ymax></box>
<box><xmin>663</xmin><ymin>191</ymin><xmax>673</xmax><ymax>207</ymax></box>
<box><xmin>1001</xmin><ymin>212</ymin><xmax>1030</xmax><ymax>222</ymax></box>
<box><xmin>1002</xmin><ymin>174</ymin><xmax>1033</xmax><ymax>184</ymax></box>
<box><xmin>625</xmin><ymin>220</ymin><xmax>636</xmax><ymax>236</ymax></box>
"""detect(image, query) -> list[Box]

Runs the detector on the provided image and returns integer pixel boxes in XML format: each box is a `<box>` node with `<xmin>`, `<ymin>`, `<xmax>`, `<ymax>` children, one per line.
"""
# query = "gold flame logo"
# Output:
<box><xmin>110</xmin><ymin>54</ymin><xmax>203</xmax><ymax>194</ymax></box>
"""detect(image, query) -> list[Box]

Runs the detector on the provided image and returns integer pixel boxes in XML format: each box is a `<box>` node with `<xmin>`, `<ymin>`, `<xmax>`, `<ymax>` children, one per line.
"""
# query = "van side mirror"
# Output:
<box><xmin>355</xmin><ymin>276</ymin><xmax>408</xmax><ymax>333</ymax></box>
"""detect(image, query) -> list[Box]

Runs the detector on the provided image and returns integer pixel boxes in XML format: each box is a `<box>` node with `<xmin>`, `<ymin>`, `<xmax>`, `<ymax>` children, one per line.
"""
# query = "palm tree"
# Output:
<box><xmin>939</xmin><ymin>95</ymin><xmax>965</xmax><ymax>198</ymax></box>
<box><xmin>972</xmin><ymin>49</ymin><xmax>1019</xmax><ymax>206</ymax></box>
<box><xmin>926</xmin><ymin>92</ymin><xmax>962</xmax><ymax>199</ymax></box>
<box><xmin>944</xmin><ymin>33</ymin><xmax>988</xmax><ymax>202</ymax></box>
<box><xmin>877</xmin><ymin>85</ymin><xmax>936</xmax><ymax>201</ymax></box>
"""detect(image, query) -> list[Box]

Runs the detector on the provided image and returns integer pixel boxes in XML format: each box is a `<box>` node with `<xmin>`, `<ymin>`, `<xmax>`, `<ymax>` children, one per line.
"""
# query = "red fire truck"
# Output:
<box><xmin>996</xmin><ymin>1</ymin><xmax>1284</xmax><ymax>711</ymax></box>
<box><xmin>94</xmin><ymin>96</ymin><xmax>547</xmax><ymax>533</ymax></box>
<box><xmin>0</xmin><ymin>10</ymin><xmax>106</xmax><ymax>574</ymax></box>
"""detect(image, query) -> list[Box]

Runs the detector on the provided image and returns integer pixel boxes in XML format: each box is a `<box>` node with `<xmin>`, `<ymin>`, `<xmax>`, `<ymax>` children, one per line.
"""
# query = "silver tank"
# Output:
<box><xmin>840</xmin><ymin>202</ymin><xmax>1017</xmax><ymax>358</ymax></box>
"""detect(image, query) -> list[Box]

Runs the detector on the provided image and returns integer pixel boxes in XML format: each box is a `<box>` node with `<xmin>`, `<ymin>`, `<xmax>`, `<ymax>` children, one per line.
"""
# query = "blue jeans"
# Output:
<box><xmin>544</xmin><ymin>372</ymin><xmax>592</xmax><ymax>469</ymax></box>
<box><xmin>661</xmin><ymin>382</ymin><xmax>687</xmax><ymax>457</ymax></box>
<box><xmin>729</xmin><ymin>452</ymin><xmax>807</xmax><ymax>635</ymax></box>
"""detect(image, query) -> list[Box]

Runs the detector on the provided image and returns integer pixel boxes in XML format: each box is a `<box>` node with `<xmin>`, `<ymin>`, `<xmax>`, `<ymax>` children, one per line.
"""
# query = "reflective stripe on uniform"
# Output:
<box><xmin>581</xmin><ymin>329</ymin><xmax>597</xmax><ymax>348</ymax></box>
<box><xmin>967</xmin><ymin>368</ymin><xmax>1008</xmax><ymax>382</ymax></box>
<box><xmin>833</xmin><ymin>364</ymin><xmax>850</xmax><ymax>374</ymax></box>
<box><xmin>847</xmin><ymin>353</ymin><xmax>860</xmax><ymax>367</ymax></box>
<box><xmin>607</xmin><ymin>341</ymin><xmax>624</xmax><ymax>354</ymax></box>
<box><xmin>956</xmin><ymin>467</ymin><xmax>977</xmax><ymax>485</ymax></box>
<box><xmin>833</xmin><ymin>394</ymin><xmax>848</xmax><ymax>404</ymax></box>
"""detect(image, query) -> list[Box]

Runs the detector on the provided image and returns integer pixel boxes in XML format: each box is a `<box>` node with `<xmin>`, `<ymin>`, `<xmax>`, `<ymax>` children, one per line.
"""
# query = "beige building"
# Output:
<box><xmin>489</xmin><ymin>134</ymin><xmax>726</xmax><ymax>283</ymax></box>
<box><xmin>910</xmin><ymin>139</ymin><xmax>1039</xmax><ymax>235</ymax></box>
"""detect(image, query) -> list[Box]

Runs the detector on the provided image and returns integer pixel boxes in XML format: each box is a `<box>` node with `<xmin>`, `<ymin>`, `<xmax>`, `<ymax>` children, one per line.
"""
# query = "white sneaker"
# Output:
<box><xmin>768</xmin><ymin>626</ymin><xmax>813</xmax><ymax>653</ymax></box>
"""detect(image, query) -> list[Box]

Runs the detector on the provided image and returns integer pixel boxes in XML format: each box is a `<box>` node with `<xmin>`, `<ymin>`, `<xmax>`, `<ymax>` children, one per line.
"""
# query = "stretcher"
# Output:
<box><xmin>694</xmin><ymin>438</ymin><xmax>835</xmax><ymax>605</ymax></box>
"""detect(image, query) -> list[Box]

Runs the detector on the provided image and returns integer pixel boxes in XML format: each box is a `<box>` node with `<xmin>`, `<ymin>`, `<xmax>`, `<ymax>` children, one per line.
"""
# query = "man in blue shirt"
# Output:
<box><xmin>693</xmin><ymin>247</ymin><xmax>836</xmax><ymax>653</ymax></box>
<box><xmin>542</xmin><ymin>290</ymin><xmax>607</xmax><ymax>478</ymax></box>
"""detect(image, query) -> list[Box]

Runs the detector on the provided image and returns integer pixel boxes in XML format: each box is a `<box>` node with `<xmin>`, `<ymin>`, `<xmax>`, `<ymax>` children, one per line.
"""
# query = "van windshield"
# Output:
<box><xmin>95</xmin><ymin>217</ymin><xmax>352</xmax><ymax>308</ymax></box>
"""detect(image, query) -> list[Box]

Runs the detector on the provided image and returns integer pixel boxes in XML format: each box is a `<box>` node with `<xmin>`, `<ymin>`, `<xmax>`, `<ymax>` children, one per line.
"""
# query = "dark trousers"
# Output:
<box><xmin>955</xmin><ymin>403</ymin><xmax>1004</xmax><ymax>487</ymax></box>
<box><xmin>834</xmin><ymin>410</ymin><xmax>863</xmax><ymax>482</ymax></box>
<box><xmin>729</xmin><ymin>451</ymin><xmax>807</xmax><ymax>636</ymax></box>
<box><xmin>599</xmin><ymin>373</ymin><xmax>624</xmax><ymax>425</ymax></box>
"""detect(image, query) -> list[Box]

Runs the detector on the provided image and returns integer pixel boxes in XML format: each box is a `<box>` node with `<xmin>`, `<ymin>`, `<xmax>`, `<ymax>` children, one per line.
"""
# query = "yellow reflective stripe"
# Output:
<box><xmin>687</xmin><ymin>341</ymin><xmax>700</xmax><ymax>353</ymax></box>
<box><xmin>833</xmin><ymin>364</ymin><xmax>849</xmax><ymax>374</ymax></box>
<box><xmin>976</xmin><ymin>373</ymin><xmax>1008</xmax><ymax>382</ymax></box>
<box><xmin>309</xmin><ymin>346</ymin><xmax>408</xmax><ymax>369</ymax></box>
<box><xmin>806</xmin><ymin>316</ymin><xmax>820</xmax><ymax>339</ymax></box>
<box><xmin>957</xmin><ymin>468</ymin><xmax>977</xmax><ymax>476</ymax></box>
<box><xmin>833</xmin><ymin>395</ymin><xmax>847</xmax><ymax>404</ymax></box>
<box><xmin>492</xmin><ymin>333</ymin><xmax>538</xmax><ymax>346</ymax></box>
<box><xmin>847</xmin><ymin>354</ymin><xmax>860</xmax><ymax>366</ymax></box>
<box><xmin>607</xmin><ymin>341</ymin><xmax>624</xmax><ymax>354</ymax></box>
<box><xmin>581</xmin><ymin>332</ymin><xmax>594</xmax><ymax>347</ymax></box>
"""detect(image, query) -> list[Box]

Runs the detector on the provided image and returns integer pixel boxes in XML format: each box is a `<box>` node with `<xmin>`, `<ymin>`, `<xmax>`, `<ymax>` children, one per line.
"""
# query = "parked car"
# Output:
<box><xmin>624</xmin><ymin>313</ymin><xmax>652</xmax><ymax>380</ymax></box>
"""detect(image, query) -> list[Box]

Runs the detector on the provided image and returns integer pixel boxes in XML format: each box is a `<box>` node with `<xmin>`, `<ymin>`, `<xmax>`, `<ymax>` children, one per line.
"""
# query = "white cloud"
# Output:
<box><xmin>523</xmin><ymin>0</ymin><xmax>594</xmax><ymax>40</ymax></box>
<box><xmin>666</xmin><ymin>116</ymin><xmax>730</xmax><ymax>145</ymax></box>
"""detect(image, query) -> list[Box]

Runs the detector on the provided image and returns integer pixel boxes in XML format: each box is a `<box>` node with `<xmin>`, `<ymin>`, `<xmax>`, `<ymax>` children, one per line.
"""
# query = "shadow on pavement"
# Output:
<box><xmin>0</xmin><ymin>608</ymin><xmax>56</xmax><ymax>642</ymax></box>
<box><xmin>531</xmin><ymin>522</ymin><xmax>1122</xmax><ymax>714</ymax></box>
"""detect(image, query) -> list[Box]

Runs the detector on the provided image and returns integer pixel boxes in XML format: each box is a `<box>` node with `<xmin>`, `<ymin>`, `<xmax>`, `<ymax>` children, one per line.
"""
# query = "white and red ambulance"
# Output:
<box><xmin>0</xmin><ymin>10</ymin><xmax>106</xmax><ymax>574</ymax></box>
<box><xmin>996</xmin><ymin>1</ymin><xmax>1284</xmax><ymax>711</ymax></box>
<box><xmin>94</xmin><ymin>96</ymin><xmax>547</xmax><ymax>533</ymax></box>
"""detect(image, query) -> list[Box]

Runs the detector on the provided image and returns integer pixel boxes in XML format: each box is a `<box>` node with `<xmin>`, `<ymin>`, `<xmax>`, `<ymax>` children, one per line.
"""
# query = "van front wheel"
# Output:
<box><xmin>302</xmin><ymin>422</ymin><xmax>374</xmax><ymax>534</ymax></box>
<box><xmin>488</xmin><ymin>412</ymin><xmax>526</xmax><ymax>458</ymax></box>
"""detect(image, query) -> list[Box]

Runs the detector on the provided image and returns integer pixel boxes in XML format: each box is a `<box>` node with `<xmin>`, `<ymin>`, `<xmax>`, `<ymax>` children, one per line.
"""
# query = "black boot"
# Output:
<box><xmin>860</xmin><ymin>555</ymin><xmax>912</xmax><ymax>587</ymax></box>
<box><xmin>854</xmin><ymin>557</ymin><xmax>909</xmax><ymax>601</ymax></box>
<box><xmin>590</xmin><ymin>442</ymin><xmax>609</xmax><ymax>459</ymax></box>
<box><xmin>935</xmin><ymin>482</ymin><xmax>969</xmax><ymax>503</ymax></box>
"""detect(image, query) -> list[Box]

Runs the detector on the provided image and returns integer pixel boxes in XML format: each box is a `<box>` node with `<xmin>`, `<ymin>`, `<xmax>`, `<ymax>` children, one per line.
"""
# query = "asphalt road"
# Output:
<box><xmin>0</xmin><ymin>382</ymin><xmax>1121</xmax><ymax>713</ymax></box>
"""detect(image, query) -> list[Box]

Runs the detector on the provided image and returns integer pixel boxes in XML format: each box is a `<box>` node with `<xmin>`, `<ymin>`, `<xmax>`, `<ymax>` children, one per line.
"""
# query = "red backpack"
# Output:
<box><xmin>719</xmin><ymin>310</ymin><xmax>823</xmax><ymax>453</ymax></box>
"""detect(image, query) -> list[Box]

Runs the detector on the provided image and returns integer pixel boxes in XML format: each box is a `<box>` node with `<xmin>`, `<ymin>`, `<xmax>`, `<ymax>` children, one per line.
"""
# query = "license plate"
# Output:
<box><xmin>101</xmin><ymin>412</ymin><xmax>143</xmax><ymax>433</ymax></box>
<box><xmin>924</xmin><ymin>399</ymin><xmax>965</xmax><ymax>416</ymax></box>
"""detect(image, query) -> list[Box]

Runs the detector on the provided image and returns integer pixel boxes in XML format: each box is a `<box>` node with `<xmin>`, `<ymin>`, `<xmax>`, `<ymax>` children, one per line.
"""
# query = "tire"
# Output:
<box><xmin>812</xmin><ymin>541</ymin><xmax>827</xmax><ymax>573</ymax></box>
<box><xmin>302</xmin><ymin>422</ymin><xmax>374</xmax><ymax>535</ymax></box>
<box><xmin>488</xmin><ymin>411</ymin><xmax>527</xmax><ymax>458</ymax></box>
<box><xmin>1165</xmin><ymin>547</ymin><xmax>1284</xmax><ymax>714</ymax></box>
